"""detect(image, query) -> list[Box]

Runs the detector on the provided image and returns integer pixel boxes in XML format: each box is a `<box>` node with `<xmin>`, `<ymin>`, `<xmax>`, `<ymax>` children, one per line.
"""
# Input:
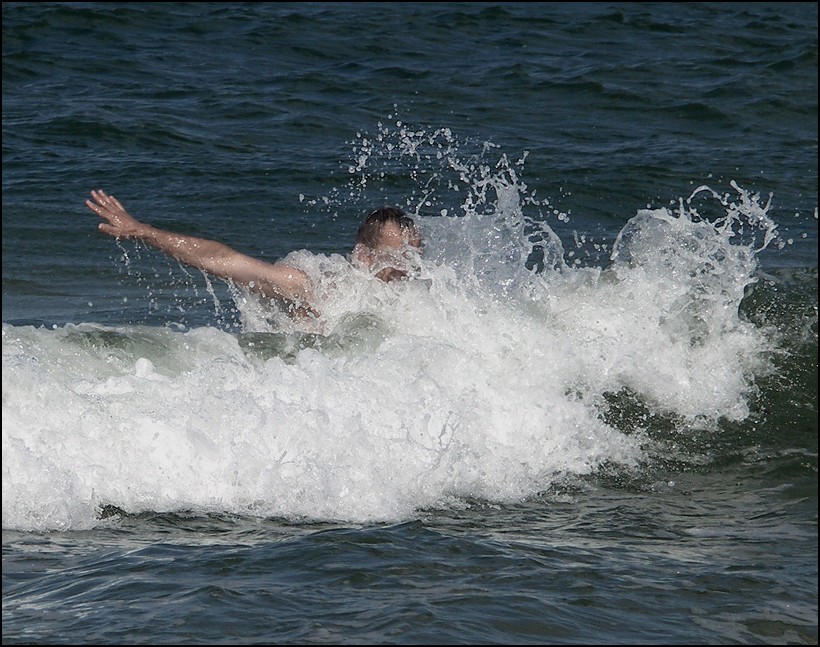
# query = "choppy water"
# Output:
<box><xmin>3</xmin><ymin>2</ymin><xmax>817</xmax><ymax>644</ymax></box>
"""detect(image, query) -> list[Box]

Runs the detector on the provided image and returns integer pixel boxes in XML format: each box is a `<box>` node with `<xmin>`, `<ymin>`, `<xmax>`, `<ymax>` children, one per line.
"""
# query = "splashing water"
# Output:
<box><xmin>2</xmin><ymin>121</ymin><xmax>786</xmax><ymax>531</ymax></box>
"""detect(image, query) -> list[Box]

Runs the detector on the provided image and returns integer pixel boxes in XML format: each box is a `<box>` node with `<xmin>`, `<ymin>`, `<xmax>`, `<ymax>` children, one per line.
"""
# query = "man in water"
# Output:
<box><xmin>86</xmin><ymin>189</ymin><xmax>422</xmax><ymax>321</ymax></box>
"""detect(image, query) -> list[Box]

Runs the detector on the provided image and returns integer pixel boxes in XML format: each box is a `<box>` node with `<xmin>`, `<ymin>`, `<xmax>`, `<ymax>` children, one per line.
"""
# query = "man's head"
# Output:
<box><xmin>354</xmin><ymin>207</ymin><xmax>422</xmax><ymax>282</ymax></box>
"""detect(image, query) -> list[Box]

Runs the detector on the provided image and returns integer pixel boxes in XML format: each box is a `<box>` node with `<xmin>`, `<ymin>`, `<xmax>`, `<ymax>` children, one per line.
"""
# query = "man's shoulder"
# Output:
<box><xmin>278</xmin><ymin>250</ymin><xmax>352</xmax><ymax>275</ymax></box>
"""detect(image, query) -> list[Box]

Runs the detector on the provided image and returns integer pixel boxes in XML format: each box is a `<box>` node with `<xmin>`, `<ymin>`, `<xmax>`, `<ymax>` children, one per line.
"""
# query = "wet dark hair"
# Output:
<box><xmin>356</xmin><ymin>207</ymin><xmax>419</xmax><ymax>250</ymax></box>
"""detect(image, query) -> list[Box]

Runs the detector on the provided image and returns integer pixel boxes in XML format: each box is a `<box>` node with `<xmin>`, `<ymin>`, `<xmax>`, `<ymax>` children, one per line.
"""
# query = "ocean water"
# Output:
<box><xmin>2</xmin><ymin>2</ymin><xmax>817</xmax><ymax>644</ymax></box>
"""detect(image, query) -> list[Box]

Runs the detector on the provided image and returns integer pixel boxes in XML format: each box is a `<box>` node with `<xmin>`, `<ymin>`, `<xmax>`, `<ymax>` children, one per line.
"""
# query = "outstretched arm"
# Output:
<box><xmin>86</xmin><ymin>190</ymin><xmax>313</xmax><ymax>310</ymax></box>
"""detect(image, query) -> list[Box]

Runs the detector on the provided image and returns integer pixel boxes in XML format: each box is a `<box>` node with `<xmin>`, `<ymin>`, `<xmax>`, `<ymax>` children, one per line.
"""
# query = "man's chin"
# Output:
<box><xmin>375</xmin><ymin>268</ymin><xmax>407</xmax><ymax>283</ymax></box>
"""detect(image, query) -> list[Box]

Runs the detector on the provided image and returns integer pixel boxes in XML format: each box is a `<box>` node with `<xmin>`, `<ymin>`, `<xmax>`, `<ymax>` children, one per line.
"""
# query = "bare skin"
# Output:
<box><xmin>86</xmin><ymin>190</ymin><xmax>421</xmax><ymax>318</ymax></box>
<box><xmin>86</xmin><ymin>189</ymin><xmax>315</xmax><ymax>315</ymax></box>
<box><xmin>354</xmin><ymin>221</ymin><xmax>422</xmax><ymax>283</ymax></box>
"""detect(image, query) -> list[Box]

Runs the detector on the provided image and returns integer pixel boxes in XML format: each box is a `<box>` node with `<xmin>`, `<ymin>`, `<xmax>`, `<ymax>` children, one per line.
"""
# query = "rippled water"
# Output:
<box><xmin>3</xmin><ymin>2</ymin><xmax>817</xmax><ymax>644</ymax></box>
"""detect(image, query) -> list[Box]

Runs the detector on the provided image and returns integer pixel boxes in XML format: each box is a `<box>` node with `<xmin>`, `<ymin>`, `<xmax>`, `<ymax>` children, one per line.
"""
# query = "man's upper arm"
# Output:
<box><xmin>222</xmin><ymin>254</ymin><xmax>312</xmax><ymax>305</ymax></box>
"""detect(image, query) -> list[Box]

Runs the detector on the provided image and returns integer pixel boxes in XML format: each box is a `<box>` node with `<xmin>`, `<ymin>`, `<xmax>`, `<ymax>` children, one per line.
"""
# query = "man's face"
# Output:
<box><xmin>366</xmin><ymin>221</ymin><xmax>422</xmax><ymax>282</ymax></box>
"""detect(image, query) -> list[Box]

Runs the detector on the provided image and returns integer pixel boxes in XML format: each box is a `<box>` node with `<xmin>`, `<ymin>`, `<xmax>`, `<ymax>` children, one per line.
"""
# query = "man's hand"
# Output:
<box><xmin>86</xmin><ymin>189</ymin><xmax>148</xmax><ymax>239</ymax></box>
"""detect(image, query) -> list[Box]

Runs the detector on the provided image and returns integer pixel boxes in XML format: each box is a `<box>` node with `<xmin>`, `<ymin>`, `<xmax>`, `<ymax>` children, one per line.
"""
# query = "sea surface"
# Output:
<box><xmin>2</xmin><ymin>2</ymin><xmax>817</xmax><ymax>644</ymax></box>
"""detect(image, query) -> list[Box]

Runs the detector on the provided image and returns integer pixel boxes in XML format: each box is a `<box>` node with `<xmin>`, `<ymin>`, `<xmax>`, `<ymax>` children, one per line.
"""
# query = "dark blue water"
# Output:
<box><xmin>3</xmin><ymin>3</ymin><xmax>817</xmax><ymax>644</ymax></box>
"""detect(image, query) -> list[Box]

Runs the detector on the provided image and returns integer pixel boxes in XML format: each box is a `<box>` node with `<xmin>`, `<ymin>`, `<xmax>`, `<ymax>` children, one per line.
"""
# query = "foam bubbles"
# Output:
<box><xmin>2</xmin><ymin>124</ymin><xmax>784</xmax><ymax>531</ymax></box>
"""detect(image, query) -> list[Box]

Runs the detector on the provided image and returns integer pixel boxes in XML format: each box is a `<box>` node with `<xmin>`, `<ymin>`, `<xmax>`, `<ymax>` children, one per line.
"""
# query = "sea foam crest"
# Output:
<box><xmin>2</xmin><ymin>123</ymin><xmax>782</xmax><ymax>531</ymax></box>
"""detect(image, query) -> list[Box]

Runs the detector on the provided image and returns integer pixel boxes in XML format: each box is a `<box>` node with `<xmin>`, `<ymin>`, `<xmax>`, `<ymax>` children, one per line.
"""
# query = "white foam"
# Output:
<box><xmin>2</xmin><ymin>126</ymin><xmax>783</xmax><ymax>531</ymax></box>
